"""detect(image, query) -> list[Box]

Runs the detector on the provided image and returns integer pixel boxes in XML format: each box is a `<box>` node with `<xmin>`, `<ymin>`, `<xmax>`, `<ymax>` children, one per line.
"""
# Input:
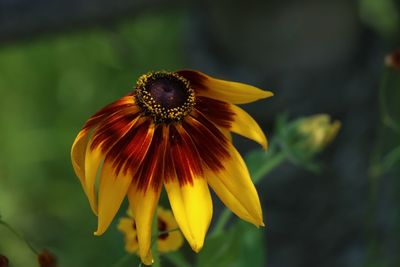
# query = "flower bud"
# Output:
<box><xmin>385</xmin><ymin>49</ymin><xmax>400</xmax><ymax>71</ymax></box>
<box><xmin>0</xmin><ymin>255</ymin><xmax>9</xmax><ymax>267</ymax></box>
<box><xmin>296</xmin><ymin>114</ymin><xmax>341</xmax><ymax>152</ymax></box>
<box><xmin>38</xmin><ymin>250</ymin><xmax>57</xmax><ymax>267</ymax></box>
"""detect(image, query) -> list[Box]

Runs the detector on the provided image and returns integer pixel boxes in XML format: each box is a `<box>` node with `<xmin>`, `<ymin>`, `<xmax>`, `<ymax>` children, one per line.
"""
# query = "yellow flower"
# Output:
<box><xmin>297</xmin><ymin>114</ymin><xmax>341</xmax><ymax>151</ymax></box>
<box><xmin>118</xmin><ymin>207</ymin><xmax>184</xmax><ymax>255</ymax></box>
<box><xmin>71</xmin><ymin>70</ymin><xmax>272</xmax><ymax>265</ymax></box>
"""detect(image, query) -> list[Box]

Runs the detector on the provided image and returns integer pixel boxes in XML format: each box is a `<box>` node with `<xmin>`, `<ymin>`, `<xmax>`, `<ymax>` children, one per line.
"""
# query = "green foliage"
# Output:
<box><xmin>359</xmin><ymin>0</ymin><xmax>400</xmax><ymax>37</ymax></box>
<box><xmin>197</xmin><ymin>222</ymin><xmax>265</xmax><ymax>267</ymax></box>
<box><xmin>0</xmin><ymin>10</ymin><xmax>184</xmax><ymax>267</ymax></box>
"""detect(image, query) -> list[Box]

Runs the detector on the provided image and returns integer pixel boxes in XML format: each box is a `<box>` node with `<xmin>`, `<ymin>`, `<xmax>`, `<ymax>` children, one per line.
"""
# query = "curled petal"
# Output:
<box><xmin>71</xmin><ymin>129</ymin><xmax>103</xmax><ymax>215</ymax></box>
<box><xmin>165</xmin><ymin>178</ymin><xmax>212</xmax><ymax>252</ymax></box>
<box><xmin>177</xmin><ymin>70</ymin><xmax>273</xmax><ymax>104</ymax></box>
<box><xmin>127</xmin><ymin>183</ymin><xmax>161</xmax><ymax>265</ymax></box>
<box><xmin>71</xmin><ymin>130</ymin><xmax>99</xmax><ymax>213</ymax></box>
<box><xmin>83</xmin><ymin>137</ymin><xmax>104</xmax><ymax>215</ymax></box>
<box><xmin>71</xmin><ymin>129</ymin><xmax>89</xmax><ymax>183</ymax></box>
<box><xmin>207</xmin><ymin>144</ymin><xmax>264</xmax><ymax>227</ymax></box>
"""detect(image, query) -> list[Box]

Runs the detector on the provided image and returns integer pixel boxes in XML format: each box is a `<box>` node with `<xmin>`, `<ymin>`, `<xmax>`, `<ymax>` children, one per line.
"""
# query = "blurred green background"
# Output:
<box><xmin>0</xmin><ymin>0</ymin><xmax>399</xmax><ymax>267</ymax></box>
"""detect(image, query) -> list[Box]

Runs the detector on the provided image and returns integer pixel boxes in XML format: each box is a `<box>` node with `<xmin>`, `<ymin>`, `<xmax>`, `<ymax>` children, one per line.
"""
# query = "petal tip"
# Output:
<box><xmin>93</xmin><ymin>230</ymin><xmax>102</xmax><ymax>236</ymax></box>
<box><xmin>192</xmin><ymin>243</ymin><xmax>204</xmax><ymax>253</ymax></box>
<box><xmin>140</xmin><ymin>252</ymin><xmax>154</xmax><ymax>266</ymax></box>
<box><xmin>261</xmin><ymin>140</ymin><xmax>268</xmax><ymax>150</ymax></box>
<box><xmin>93</xmin><ymin>224</ymin><xmax>107</xmax><ymax>236</ymax></box>
<box><xmin>261</xmin><ymin>90</ymin><xmax>274</xmax><ymax>99</ymax></box>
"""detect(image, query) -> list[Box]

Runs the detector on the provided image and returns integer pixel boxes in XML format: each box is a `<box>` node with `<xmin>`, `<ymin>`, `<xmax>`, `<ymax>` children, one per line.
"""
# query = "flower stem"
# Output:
<box><xmin>110</xmin><ymin>254</ymin><xmax>133</xmax><ymax>267</ymax></box>
<box><xmin>151</xmin><ymin>217</ymin><xmax>161</xmax><ymax>267</ymax></box>
<box><xmin>212</xmin><ymin>151</ymin><xmax>287</xmax><ymax>235</ymax></box>
<box><xmin>252</xmin><ymin>151</ymin><xmax>286</xmax><ymax>183</ymax></box>
<box><xmin>0</xmin><ymin>219</ymin><xmax>38</xmax><ymax>255</ymax></box>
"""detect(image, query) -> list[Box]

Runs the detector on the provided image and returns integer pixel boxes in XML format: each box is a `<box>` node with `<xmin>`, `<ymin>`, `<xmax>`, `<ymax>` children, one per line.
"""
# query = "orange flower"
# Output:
<box><xmin>71</xmin><ymin>70</ymin><xmax>272</xmax><ymax>264</ymax></box>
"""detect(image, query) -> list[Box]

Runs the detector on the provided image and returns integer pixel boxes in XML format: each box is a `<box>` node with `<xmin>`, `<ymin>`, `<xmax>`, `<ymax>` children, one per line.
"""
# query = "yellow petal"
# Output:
<box><xmin>157</xmin><ymin>230</ymin><xmax>184</xmax><ymax>253</ymax></box>
<box><xmin>230</xmin><ymin>104</ymin><xmax>268</xmax><ymax>149</ymax></box>
<box><xmin>71</xmin><ymin>129</ymin><xmax>101</xmax><ymax>215</ymax></box>
<box><xmin>94</xmin><ymin>161</ymin><xmax>132</xmax><ymax>236</ymax></box>
<box><xmin>71</xmin><ymin>129</ymin><xmax>89</xmax><ymax>183</ymax></box>
<box><xmin>117</xmin><ymin>217</ymin><xmax>136</xmax><ymax>235</ymax></box>
<box><xmin>83</xmin><ymin>138</ymin><xmax>105</xmax><ymax>215</ymax></box>
<box><xmin>164</xmin><ymin>178</ymin><xmax>212</xmax><ymax>252</ymax></box>
<box><xmin>156</xmin><ymin>207</ymin><xmax>184</xmax><ymax>253</ymax></box>
<box><xmin>125</xmin><ymin>236</ymin><xmax>139</xmax><ymax>254</ymax></box>
<box><xmin>178</xmin><ymin>70</ymin><xmax>273</xmax><ymax>104</ymax></box>
<box><xmin>127</xmin><ymin>184</ymin><xmax>161</xmax><ymax>266</ymax></box>
<box><xmin>207</xmin><ymin>144</ymin><xmax>264</xmax><ymax>227</ymax></box>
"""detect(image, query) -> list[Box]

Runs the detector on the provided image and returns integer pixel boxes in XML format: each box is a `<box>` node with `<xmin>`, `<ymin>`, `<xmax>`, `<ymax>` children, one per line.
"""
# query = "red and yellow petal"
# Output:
<box><xmin>195</xmin><ymin>97</ymin><xmax>267</xmax><ymax>149</ymax></box>
<box><xmin>83</xmin><ymin>95</ymin><xmax>137</xmax><ymax>130</ymax></box>
<box><xmin>163</xmin><ymin>123</ymin><xmax>213</xmax><ymax>252</ymax></box>
<box><xmin>177</xmin><ymin>70</ymin><xmax>273</xmax><ymax>104</ymax></box>
<box><xmin>206</xmin><ymin>144</ymin><xmax>264</xmax><ymax>227</ymax></box>
<box><xmin>71</xmin><ymin>96</ymin><xmax>140</xmax><ymax>215</ymax></box>
<box><xmin>182</xmin><ymin>113</ymin><xmax>230</xmax><ymax>172</ymax></box>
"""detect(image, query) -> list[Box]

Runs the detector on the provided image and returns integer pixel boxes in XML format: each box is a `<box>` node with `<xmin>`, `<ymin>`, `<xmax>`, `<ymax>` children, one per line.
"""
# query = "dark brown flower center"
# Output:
<box><xmin>135</xmin><ymin>71</ymin><xmax>195</xmax><ymax>123</ymax></box>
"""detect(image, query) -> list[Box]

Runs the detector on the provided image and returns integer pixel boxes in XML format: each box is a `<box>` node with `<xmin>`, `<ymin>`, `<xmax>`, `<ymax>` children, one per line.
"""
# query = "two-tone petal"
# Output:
<box><xmin>178</xmin><ymin>70</ymin><xmax>273</xmax><ymax>104</ymax></box>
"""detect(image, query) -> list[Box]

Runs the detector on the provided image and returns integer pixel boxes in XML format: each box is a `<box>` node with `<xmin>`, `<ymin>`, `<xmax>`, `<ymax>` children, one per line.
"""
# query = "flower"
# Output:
<box><xmin>37</xmin><ymin>250</ymin><xmax>57</xmax><ymax>267</ymax></box>
<box><xmin>71</xmin><ymin>70</ymin><xmax>272</xmax><ymax>264</ymax></box>
<box><xmin>0</xmin><ymin>255</ymin><xmax>9</xmax><ymax>267</ymax></box>
<box><xmin>297</xmin><ymin>114</ymin><xmax>341</xmax><ymax>152</ymax></box>
<box><xmin>118</xmin><ymin>207</ymin><xmax>184</xmax><ymax>254</ymax></box>
<box><xmin>385</xmin><ymin>49</ymin><xmax>400</xmax><ymax>71</ymax></box>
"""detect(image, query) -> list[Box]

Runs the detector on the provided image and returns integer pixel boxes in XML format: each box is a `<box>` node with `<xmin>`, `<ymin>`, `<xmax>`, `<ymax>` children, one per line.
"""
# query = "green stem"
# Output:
<box><xmin>379</xmin><ymin>70</ymin><xmax>400</xmax><ymax>133</ymax></box>
<box><xmin>163</xmin><ymin>252</ymin><xmax>191</xmax><ymax>267</ymax></box>
<box><xmin>211</xmin><ymin>208</ymin><xmax>232</xmax><ymax>236</ymax></box>
<box><xmin>0</xmin><ymin>219</ymin><xmax>38</xmax><ymax>255</ymax></box>
<box><xmin>212</xmin><ymin>151</ymin><xmax>287</xmax><ymax>235</ymax></box>
<box><xmin>252</xmin><ymin>151</ymin><xmax>287</xmax><ymax>183</ymax></box>
<box><xmin>381</xmin><ymin>145</ymin><xmax>400</xmax><ymax>172</ymax></box>
<box><xmin>151</xmin><ymin>217</ymin><xmax>161</xmax><ymax>267</ymax></box>
<box><xmin>110</xmin><ymin>254</ymin><xmax>133</xmax><ymax>267</ymax></box>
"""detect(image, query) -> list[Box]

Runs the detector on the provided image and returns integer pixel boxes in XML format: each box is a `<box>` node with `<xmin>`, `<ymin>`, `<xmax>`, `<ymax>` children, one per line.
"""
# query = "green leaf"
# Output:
<box><xmin>232</xmin><ymin>222</ymin><xmax>266</xmax><ymax>267</ymax></box>
<box><xmin>163</xmin><ymin>251</ymin><xmax>191</xmax><ymax>267</ymax></box>
<box><xmin>197</xmin><ymin>222</ymin><xmax>266</xmax><ymax>267</ymax></box>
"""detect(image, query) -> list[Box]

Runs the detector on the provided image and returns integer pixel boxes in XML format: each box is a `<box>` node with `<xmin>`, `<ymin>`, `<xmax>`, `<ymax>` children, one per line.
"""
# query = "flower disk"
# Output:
<box><xmin>135</xmin><ymin>71</ymin><xmax>195</xmax><ymax>123</ymax></box>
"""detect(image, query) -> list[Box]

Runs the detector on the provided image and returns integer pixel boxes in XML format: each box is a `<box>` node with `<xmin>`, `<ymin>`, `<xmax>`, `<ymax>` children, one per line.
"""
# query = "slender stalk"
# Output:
<box><xmin>0</xmin><ymin>219</ymin><xmax>38</xmax><ymax>255</ymax></box>
<box><xmin>110</xmin><ymin>254</ymin><xmax>133</xmax><ymax>267</ymax></box>
<box><xmin>364</xmin><ymin>69</ymin><xmax>395</xmax><ymax>267</ymax></box>
<box><xmin>379</xmin><ymin>71</ymin><xmax>400</xmax><ymax>133</ymax></box>
<box><xmin>252</xmin><ymin>151</ymin><xmax>286</xmax><ymax>183</ymax></box>
<box><xmin>151</xmin><ymin>217</ymin><xmax>161</xmax><ymax>267</ymax></box>
<box><xmin>163</xmin><ymin>252</ymin><xmax>191</xmax><ymax>267</ymax></box>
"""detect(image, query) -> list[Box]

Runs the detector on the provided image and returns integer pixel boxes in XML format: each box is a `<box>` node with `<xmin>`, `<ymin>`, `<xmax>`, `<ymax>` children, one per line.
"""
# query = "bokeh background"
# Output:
<box><xmin>0</xmin><ymin>0</ymin><xmax>400</xmax><ymax>266</ymax></box>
